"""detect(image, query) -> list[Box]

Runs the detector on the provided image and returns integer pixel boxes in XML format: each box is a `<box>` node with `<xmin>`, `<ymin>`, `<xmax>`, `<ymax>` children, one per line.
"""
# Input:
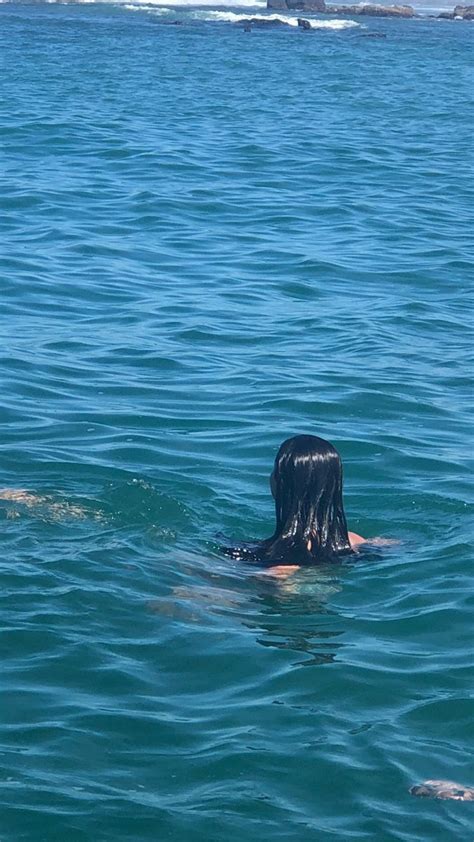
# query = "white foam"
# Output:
<box><xmin>199</xmin><ymin>10</ymin><xmax>360</xmax><ymax>27</ymax></box>
<box><xmin>124</xmin><ymin>3</ymin><xmax>173</xmax><ymax>10</ymax></box>
<box><xmin>312</xmin><ymin>17</ymin><xmax>360</xmax><ymax>28</ymax></box>
<box><xmin>203</xmin><ymin>10</ymin><xmax>298</xmax><ymax>23</ymax></box>
<box><xmin>33</xmin><ymin>0</ymin><xmax>360</xmax><ymax>16</ymax></box>
<box><xmin>47</xmin><ymin>0</ymin><xmax>359</xmax><ymax>12</ymax></box>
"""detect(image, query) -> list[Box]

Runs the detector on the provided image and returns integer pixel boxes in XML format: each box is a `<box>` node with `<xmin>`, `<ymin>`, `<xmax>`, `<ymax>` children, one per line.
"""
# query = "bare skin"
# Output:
<box><xmin>261</xmin><ymin>532</ymin><xmax>396</xmax><ymax>579</ymax></box>
<box><xmin>264</xmin><ymin>470</ymin><xmax>393</xmax><ymax>579</ymax></box>
<box><xmin>348</xmin><ymin>530</ymin><xmax>366</xmax><ymax>548</ymax></box>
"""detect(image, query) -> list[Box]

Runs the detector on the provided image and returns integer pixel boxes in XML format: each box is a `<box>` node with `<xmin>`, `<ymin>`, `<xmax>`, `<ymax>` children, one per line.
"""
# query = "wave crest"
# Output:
<box><xmin>196</xmin><ymin>10</ymin><xmax>360</xmax><ymax>26</ymax></box>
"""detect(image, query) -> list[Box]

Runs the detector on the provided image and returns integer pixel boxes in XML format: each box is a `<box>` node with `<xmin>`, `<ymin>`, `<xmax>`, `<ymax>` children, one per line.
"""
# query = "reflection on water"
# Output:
<box><xmin>255</xmin><ymin>627</ymin><xmax>343</xmax><ymax>667</ymax></box>
<box><xmin>149</xmin><ymin>564</ymin><xmax>346</xmax><ymax>667</ymax></box>
<box><xmin>249</xmin><ymin>568</ymin><xmax>344</xmax><ymax>666</ymax></box>
<box><xmin>148</xmin><ymin>583</ymin><xmax>248</xmax><ymax>624</ymax></box>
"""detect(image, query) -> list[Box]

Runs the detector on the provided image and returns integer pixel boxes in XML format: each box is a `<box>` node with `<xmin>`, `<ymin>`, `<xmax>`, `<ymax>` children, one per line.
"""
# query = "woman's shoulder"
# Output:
<box><xmin>348</xmin><ymin>531</ymin><xmax>366</xmax><ymax>548</ymax></box>
<box><xmin>349</xmin><ymin>531</ymin><xmax>399</xmax><ymax>549</ymax></box>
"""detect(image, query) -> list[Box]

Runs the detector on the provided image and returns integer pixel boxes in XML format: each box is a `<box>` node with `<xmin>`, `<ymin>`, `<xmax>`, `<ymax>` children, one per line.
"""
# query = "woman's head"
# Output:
<box><xmin>265</xmin><ymin>434</ymin><xmax>351</xmax><ymax>564</ymax></box>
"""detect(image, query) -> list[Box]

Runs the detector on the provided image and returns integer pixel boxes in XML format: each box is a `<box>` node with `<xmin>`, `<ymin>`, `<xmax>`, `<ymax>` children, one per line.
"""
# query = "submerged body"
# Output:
<box><xmin>0</xmin><ymin>489</ymin><xmax>93</xmax><ymax>521</ymax></box>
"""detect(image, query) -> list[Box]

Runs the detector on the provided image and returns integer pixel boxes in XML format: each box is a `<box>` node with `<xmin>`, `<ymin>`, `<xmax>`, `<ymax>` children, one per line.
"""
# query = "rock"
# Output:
<box><xmin>268</xmin><ymin>0</ymin><xmax>326</xmax><ymax>10</ymax></box>
<box><xmin>438</xmin><ymin>5</ymin><xmax>474</xmax><ymax>17</ymax></box>
<box><xmin>453</xmin><ymin>3</ymin><xmax>474</xmax><ymax>16</ymax></box>
<box><xmin>267</xmin><ymin>0</ymin><xmax>472</xmax><ymax>16</ymax></box>
<box><xmin>241</xmin><ymin>16</ymin><xmax>288</xmax><ymax>25</ymax></box>
<box><xmin>297</xmin><ymin>16</ymin><xmax>313</xmax><ymax>27</ymax></box>
<box><xmin>359</xmin><ymin>3</ymin><xmax>414</xmax><ymax>15</ymax></box>
<box><xmin>324</xmin><ymin>3</ymin><xmax>414</xmax><ymax>15</ymax></box>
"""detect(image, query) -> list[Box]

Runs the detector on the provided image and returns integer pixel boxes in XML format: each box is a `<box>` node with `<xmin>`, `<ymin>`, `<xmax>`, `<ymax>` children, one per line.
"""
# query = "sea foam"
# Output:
<box><xmin>198</xmin><ymin>9</ymin><xmax>302</xmax><ymax>22</ymax></box>
<box><xmin>195</xmin><ymin>10</ymin><xmax>360</xmax><ymax>26</ymax></box>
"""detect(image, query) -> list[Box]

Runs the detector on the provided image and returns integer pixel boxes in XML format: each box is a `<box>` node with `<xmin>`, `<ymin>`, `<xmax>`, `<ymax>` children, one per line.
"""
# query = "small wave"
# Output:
<box><xmin>123</xmin><ymin>3</ymin><xmax>173</xmax><ymax>10</ymax></box>
<box><xmin>197</xmin><ymin>10</ymin><xmax>360</xmax><ymax>26</ymax></box>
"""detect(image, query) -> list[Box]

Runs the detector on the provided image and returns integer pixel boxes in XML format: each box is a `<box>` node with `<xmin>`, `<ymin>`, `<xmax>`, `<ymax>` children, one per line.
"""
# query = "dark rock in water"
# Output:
<box><xmin>240</xmin><ymin>16</ymin><xmax>288</xmax><ymax>25</ymax></box>
<box><xmin>438</xmin><ymin>5</ymin><xmax>474</xmax><ymax>16</ymax></box>
<box><xmin>268</xmin><ymin>0</ymin><xmax>472</xmax><ymax>16</ymax></box>
<box><xmin>297</xmin><ymin>17</ymin><xmax>313</xmax><ymax>27</ymax></box>
<box><xmin>324</xmin><ymin>3</ymin><xmax>414</xmax><ymax>15</ymax></box>
<box><xmin>361</xmin><ymin>30</ymin><xmax>388</xmax><ymax>35</ymax></box>
<box><xmin>453</xmin><ymin>3</ymin><xmax>474</xmax><ymax>16</ymax></box>
<box><xmin>269</xmin><ymin>0</ymin><xmax>414</xmax><ymax>13</ymax></box>
<box><xmin>360</xmin><ymin>3</ymin><xmax>414</xmax><ymax>15</ymax></box>
<box><xmin>268</xmin><ymin>0</ymin><xmax>326</xmax><ymax>11</ymax></box>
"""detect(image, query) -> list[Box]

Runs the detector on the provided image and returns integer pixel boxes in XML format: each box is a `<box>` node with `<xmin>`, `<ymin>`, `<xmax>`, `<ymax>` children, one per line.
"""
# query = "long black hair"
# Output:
<box><xmin>224</xmin><ymin>435</ymin><xmax>352</xmax><ymax>565</ymax></box>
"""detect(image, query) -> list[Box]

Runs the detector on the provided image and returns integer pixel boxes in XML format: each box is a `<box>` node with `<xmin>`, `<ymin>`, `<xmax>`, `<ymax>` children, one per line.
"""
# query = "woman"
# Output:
<box><xmin>223</xmin><ymin>434</ymin><xmax>367</xmax><ymax>568</ymax></box>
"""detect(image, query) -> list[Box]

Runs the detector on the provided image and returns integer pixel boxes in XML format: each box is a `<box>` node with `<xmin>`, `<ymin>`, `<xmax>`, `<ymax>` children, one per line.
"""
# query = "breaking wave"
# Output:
<box><xmin>202</xmin><ymin>10</ymin><xmax>360</xmax><ymax>25</ymax></box>
<box><xmin>121</xmin><ymin>5</ymin><xmax>361</xmax><ymax>24</ymax></box>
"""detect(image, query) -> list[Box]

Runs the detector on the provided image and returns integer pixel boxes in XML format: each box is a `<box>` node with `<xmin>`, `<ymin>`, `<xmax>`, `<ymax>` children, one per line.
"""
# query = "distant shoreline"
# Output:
<box><xmin>266</xmin><ymin>0</ymin><xmax>474</xmax><ymax>19</ymax></box>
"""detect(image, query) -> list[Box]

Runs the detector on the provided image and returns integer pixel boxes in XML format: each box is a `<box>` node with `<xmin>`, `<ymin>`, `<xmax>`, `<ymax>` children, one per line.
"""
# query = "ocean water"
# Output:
<box><xmin>1</xmin><ymin>2</ymin><xmax>473</xmax><ymax>840</ymax></box>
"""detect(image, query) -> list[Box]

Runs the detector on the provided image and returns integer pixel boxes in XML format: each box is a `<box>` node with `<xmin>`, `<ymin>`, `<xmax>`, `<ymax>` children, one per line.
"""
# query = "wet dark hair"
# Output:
<box><xmin>224</xmin><ymin>434</ymin><xmax>352</xmax><ymax>566</ymax></box>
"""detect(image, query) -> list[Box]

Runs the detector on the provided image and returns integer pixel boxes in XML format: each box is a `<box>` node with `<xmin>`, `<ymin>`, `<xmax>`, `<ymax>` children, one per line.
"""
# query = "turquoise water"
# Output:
<box><xmin>1</xmin><ymin>3</ymin><xmax>473</xmax><ymax>839</ymax></box>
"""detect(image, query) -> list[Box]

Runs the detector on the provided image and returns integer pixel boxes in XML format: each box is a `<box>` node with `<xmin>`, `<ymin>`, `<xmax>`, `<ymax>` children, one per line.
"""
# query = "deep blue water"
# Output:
<box><xmin>0</xmin><ymin>3</ymin><xmax>473</xmax><ymax>840</ymax></box>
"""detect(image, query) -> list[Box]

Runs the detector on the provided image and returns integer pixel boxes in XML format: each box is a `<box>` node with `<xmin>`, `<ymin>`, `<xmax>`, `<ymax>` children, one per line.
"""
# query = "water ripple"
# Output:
<box><xmin>1</xmin><ymin>4</ymin><xmax>473</xmax><ymax>841</ymax></box>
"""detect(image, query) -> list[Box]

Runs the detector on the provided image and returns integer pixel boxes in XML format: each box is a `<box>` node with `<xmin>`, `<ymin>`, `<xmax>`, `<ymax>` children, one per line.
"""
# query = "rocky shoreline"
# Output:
<box><xmin>267</xmin><ymin>0</ymin><xmax>474</xmax><ymax>19</ymax></box>
<box><xmin>437</xmin><ymin>2</ymin><xmax>474</xmax><ymax>15</ymax></box>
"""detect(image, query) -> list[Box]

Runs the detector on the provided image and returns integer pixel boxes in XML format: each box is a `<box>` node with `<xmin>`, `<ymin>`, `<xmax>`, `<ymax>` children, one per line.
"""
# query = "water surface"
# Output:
<box><xmin>0</xmin><ymin>3</ymin><xmax>473</xmax><ymax>839</ymax></box>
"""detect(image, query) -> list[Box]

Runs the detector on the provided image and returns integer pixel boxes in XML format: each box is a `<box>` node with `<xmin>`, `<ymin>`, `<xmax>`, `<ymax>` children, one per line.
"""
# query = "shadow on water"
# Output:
<box><xmin>248</xmin><ymin>581</ymin><xmax>345</xmax><ymax>667</ymax></box>
<box><xmin>148</xmin><ymin>551</ymin><xmax>379</xmax><ymax>668</ymax></box>
<box><xmin>243</xmin><ymin>556</ymin><xmax>383</xmax><ymax>666</ymax></box>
